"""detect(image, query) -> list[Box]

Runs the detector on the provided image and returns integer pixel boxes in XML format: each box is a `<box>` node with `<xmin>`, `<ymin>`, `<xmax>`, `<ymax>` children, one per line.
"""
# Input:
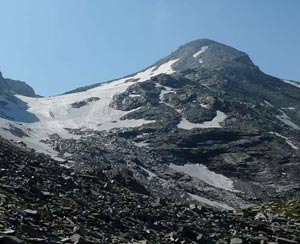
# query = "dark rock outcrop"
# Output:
<box><xmin>0</xmin><ymin>71</ymin><xmax>36</xmax><ymax>97</ymax></box>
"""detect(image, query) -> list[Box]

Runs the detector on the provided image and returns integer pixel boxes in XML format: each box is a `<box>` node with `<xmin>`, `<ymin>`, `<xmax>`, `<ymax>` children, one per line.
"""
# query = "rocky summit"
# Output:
<box><xmin>0</xmin><ymin>72</ymin><xmax>36</xmax><ymax>97</ymax></box>
<box><xmin>0</xmin><ymin>39</ymin><xmax>300</xmax><ymax>243</ymax></box>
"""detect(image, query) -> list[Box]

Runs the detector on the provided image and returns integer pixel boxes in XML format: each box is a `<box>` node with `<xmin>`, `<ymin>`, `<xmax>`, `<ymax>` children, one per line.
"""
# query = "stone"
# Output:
<box><xmin>23</xmin><ymin>209</ymin><xmax>38</xmax><ymax>216</ymax></box>
<box><xmin>230</xmin><ymin>237</ymin><xmax>243</xmax><ymax>244</ymax></box>
<box><xmin>255</xmin><ymin>213</ymin><xmax>267</xmax><ymax>221</ymax></box>
<box><xmin>70</xmin><ymin>234</ymin><xmax>81</xmax><ymax>244</ymax></box>
<box><xmin>0</xmin><ymin>193</ymin><xmax>7</xmax><ymax>205</ymax></box>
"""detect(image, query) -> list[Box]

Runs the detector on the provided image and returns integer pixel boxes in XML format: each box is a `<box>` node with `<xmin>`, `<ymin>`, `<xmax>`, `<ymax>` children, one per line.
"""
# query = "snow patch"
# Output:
<box><xmin>200</xmin><ymin>103</ymin><xmax>209</xmax><ymax>109</ymax></box>
<box><xmin>269</xmin><ymin>132</ymin><xmax>298</xmax><ymax>150</ymax></box>
<box><xmin>276</xmin><ymin>110</ymin><xmax>300</xmax><ymax>130</ymax></box>
<box><xmin>283</xmin><ymin>79</ymin><xmax>300</xmax><ymax>89</ymax></box>
<box><xmin>128</xmin><ymin>94</ymin><xmax>141</xmax><ymax>98</ymax></box>
<box><xmin>155</xmin><ymin>83</ymin><xmax>177</xmax><ymax>109</ymax></box>
<box><xmin>134</xmin><ymin>141</ymin><xmax>150</xmax><ymax>148</ymax></box>
<box><xmin>264</xmin><ymin>100</ymin><xmax>273</xmax><ymax>107</ymax></box>
<box><xmin>140</xmin><ymin>166</ymin><xmax>157</xmax><ymax>180</ymax></box>
<box><xmin>133</xmin><ymin>59</ymin><xmax>179</xmax><ymax>82</ymax></box>
<box><xmin>193</xmin><ymin>46</ymin><xmax>209</xmax><ymax>58</ymax></box>
<box><xmin>0</xmin><ymin>119</ymin><xmax>64</xmax><ymax>159</ymax></box>
<box><xmin>158</xmin><ymin>86</ymin><xmax>176</xmax><ymax>102</ymax></box>
<box><xmin>188</xmin><ymin>193</ymin><xmax>233</xmax><ymax>211</ymax></box>
<box><xmin>170</xmin><ymin>163</ymin><xmax>238</xmax><ymax>192</ymax></box>
<box><xmin>177</xmin><ymin>111</ymin><xmax>227</xmax><ymax>130</ymax></box>
<box><xmin>282</xmin><ymin>107</ymin><xmax>295</xmax><ymax>111</ymax></box>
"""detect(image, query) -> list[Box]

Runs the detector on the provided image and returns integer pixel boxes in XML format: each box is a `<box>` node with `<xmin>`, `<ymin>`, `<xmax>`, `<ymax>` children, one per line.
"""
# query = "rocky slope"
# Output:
<box><xmin>0</xmin><ymin>39</ymin><xmax>300</xmax><ymax>217</ymax></box>
<box><xmin>0</xmin><ymin>135</ymin><xmax>299</xmax><ymax>243</ymax></box>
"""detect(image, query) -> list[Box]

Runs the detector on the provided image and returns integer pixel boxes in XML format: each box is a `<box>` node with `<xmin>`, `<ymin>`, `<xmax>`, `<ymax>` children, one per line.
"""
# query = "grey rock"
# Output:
<box><xmin>230</xmin><ymin>237</ymin><xmax>243</xmax><ymax>244</ymax></box>
<box><xmin>0</xmin><ymin>236</ymin><xmax>23</xmax><ymax>244</ymax></box>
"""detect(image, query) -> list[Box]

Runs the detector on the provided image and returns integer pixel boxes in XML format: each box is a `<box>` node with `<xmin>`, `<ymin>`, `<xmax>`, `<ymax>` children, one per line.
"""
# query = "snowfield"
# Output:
<box><xmin>0</xmin><ymin>59</ymin><xmax>180</xmax><ymax>156</ymax></box>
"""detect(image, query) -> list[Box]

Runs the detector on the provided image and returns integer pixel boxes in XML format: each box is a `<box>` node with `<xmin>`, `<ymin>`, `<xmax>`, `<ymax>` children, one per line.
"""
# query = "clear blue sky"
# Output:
<box><xmin>0</xmin><ymin>0</ymin><xmax>299</xmax><ymax>96</ymax></box>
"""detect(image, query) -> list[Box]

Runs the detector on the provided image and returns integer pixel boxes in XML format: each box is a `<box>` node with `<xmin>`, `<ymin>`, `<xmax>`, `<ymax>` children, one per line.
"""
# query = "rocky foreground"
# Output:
<box><xmin>0</xmin><ymin>136</ymin><xmax>299</xmax><ymax>244</ymax></box>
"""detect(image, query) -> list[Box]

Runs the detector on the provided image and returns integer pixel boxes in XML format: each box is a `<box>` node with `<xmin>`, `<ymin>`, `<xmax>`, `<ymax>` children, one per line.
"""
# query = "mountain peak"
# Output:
<box><xmin>64</xmin><ymin>39</ymin><xmax>259</xmax><ymax>95</ymax></box>
<box><xmin>0</xmin><ymin>71</ymin><xmax>37</xmax><ymax>97</ymax></box>
<box><xmin>177</xmin><ymin>38</ymin><xmax>218</xmax><ymax>48</ymax></box>
<box><xmin>155</xmin><ymin>39</ymin><xmax>257</xmax><ymax>73</ymax></box>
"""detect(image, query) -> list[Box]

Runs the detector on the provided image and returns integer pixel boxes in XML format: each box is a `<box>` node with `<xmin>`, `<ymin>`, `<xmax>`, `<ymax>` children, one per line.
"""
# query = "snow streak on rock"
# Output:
<box><xmin>193</xmin><ymin>46</ymin><xmax>209</xmax><ymax>58</ymax></box>
<box><xmin>188</xmin><ymin>193</ymin><xmax>234</xmax><ymax>211</ymax></box>
<box><xmin>270</xmin><ymin>132</ymin><xmax>298</xmax><ymax>150</ymax></box>
<box><xmin>276</xmin><ymin>110</ymin><xmax>300</xmax><ymax>130</ymax></box>
<box><xmin>283</xmin><ymin>79</ymin><xmax>300</xmax><ymax>89</ymax></box>
<box><xmin>170</xmin><ymin>163</ymin><xmax>237</xmax><ymax>192</ymax></box>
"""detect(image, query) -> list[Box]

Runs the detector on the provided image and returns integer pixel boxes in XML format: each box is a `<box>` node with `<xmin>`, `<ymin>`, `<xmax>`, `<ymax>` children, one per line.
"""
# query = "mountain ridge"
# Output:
<box><xmin>1</xmin><ymin>39</ymin><xmax>298</xmax><ymax>99</ymax></box>
<box><xmin>63</xmin><ymin>39</ymin><xmax>260</xmax><ymax>96</ymax></box>
<box><xmin>1</xmin><ymin>39</ymin><xmax>294</xmax><ymax>98</ymax></box>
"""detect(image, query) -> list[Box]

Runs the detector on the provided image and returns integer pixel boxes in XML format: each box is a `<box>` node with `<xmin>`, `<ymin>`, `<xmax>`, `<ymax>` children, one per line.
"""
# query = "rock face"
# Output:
<box><xmin>0</xmin><ymin>71</ymin><xmax>36</xmax><ymax>97</ymax></box>
<box><xmin>0</xmin><ymin>39</ymin><xmax>300</xmax><ymax>241</ymax></box>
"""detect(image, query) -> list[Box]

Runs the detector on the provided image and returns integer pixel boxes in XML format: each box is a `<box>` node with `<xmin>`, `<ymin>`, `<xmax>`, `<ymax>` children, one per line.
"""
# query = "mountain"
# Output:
<box><xmin>0</xmin><ymin>39</ymin><xmax>300</xmax><ymax>242</ymax></box>
<box><xmin>0</xmin><ymin>71</ymin><xmax>36</xmax><ymax>97</ymax></box>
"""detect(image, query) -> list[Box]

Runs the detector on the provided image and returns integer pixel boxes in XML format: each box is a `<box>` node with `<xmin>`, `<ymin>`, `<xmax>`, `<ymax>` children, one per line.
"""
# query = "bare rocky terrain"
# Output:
<box><xmin>0</xmin><ymin>136</ymin><xmax>300</xmax><ymax>243</ymax></box>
